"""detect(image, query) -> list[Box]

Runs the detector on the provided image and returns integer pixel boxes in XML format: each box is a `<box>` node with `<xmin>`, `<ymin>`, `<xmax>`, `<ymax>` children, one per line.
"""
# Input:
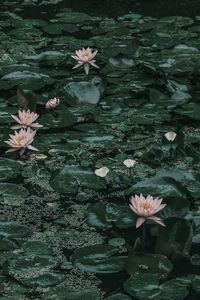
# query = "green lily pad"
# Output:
<box><xmin>55</xmin><ymin>11</ymin><xmax>91</xmax><ymax>23</ymax></box>
<box><xmin>22</xmin><ymin>240</ymin><xmax>54</xmax><ymax>256</ymax></box>
<box><xmin>50</xmin><ymin>165</ymin><xmax>105</xmax><ymax>194</ymax></box>
<box><xmin>39</xmin><ymin>109</ymin><xmax>76</xmax><ymax>129</ymax></box>
<box><xmin>106</xmin><ymin>294</ymin><xmax>131</xmax><ymax>300</ymax></box>
<box><xmin>124</xmin><ymin>273</ymin><xmax>190</xmax><ymax>300</ymax></box>
<box><xmin>87</xmin><ymin>202</ymin><xmax>137</xmax><ymax>229</ymax></box>
<box><xmin>0</xmin><ymin>183</ymin><xmax>29</xmax><ymax>206</ymax></box>
<box><xmin>0</xmin><ymin>238</ymin><xmax>19</xmax><ymax>251</ymax></box>
<box><xmin>0</xmin><ymin>158</ymin><xmax>22</xmax><ymax>182</ymax></box>
<box><xmin>126</xmin><ymin>253</ymin><xmax>173</xmax><ymax>277</ymax></box>
<box><xmin>4</xmin><ymin>255</ymin><xmax>64</xmax><ymax>287</ymax></box>
<box><xmin>0</xmin><ymin>222</ymin><xmax>31</xmax><ymax>238</ymax></box>
<box><xmin>25</xmin><ymin>51</ymin><xmax>67</xmax><ymax>64</ymax></box>
<box><xmin>175</xmin><ymin>103</ymin><xmax>200</xmax><ymax>121</ymax></box>
<box><xmin>42</xmin><ymin>287</ymin><xmax>101</xmax><ymax>300</ymax></box>
<box><xmin>155</xmin><ymin>217</ymin><xmax>193</xmax><ymax>259</ymax></box>
<box><xmin>72</xmin><ymin>244</ymin><xmax>127</xmax><ymax>273</ymax></box>
<box><xmin>0</xmin><ymin>71</ymin><xmax>55</xmax><ymax>90</ymax></box>
<box><xmin>63</xmin><ymin>78</ymin><xmax>103</xmax><ymax>105</ymax></box>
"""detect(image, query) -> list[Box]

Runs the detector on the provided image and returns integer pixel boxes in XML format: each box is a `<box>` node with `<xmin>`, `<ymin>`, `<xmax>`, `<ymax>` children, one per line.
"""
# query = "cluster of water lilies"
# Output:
<box><xmin>5</xmin><ymin>110</ymin><xmax>42</xmax><ymax>155</ymax></box>
<box><xmin>4</xmin><ymin>47</ymin><xmax>169</xmax><ymax>230</ymax></box>
<box><xmin>4</xmin><ymin>98</ymin><xmax>60</xmax><ymax>155</ymax></box>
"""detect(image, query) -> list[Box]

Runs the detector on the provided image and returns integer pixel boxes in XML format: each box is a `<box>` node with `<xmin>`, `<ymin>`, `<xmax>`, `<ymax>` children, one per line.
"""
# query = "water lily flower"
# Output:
<box><xmin>45</xmin><ymin>97</ymin><xmax>60</xmax><ymax>109</ymax></box>
<box><xmin>95</xmin><ymin>167</ymin><xmax>109</xmax><ymax>178</ymax></box>
<box><xmin>129</xmin><ymin>194</ymin><xmax>166</xmax><ymax>228</ymax></box>
<box><xmin>164</xmin><ymin>131</ymin><xmax>177</xmax><ymax>142</ymax></box>
<box><xmin>123</xmin><ymin>159</ymin><xmax>136</xmax><ymax>168</ymax></box>
<box><xmin>72</xmin><ymin>47</ymin><xmax>99</xmax><ymax>75</ymax></box>
<box><xmin>5</xmin><ymin>127</ymin><xmax>38</xmax><ymax>155</ymax></box>
<box><xmin>11</xmin><ymin>110</ymin><xmax>42</xmax><ymax>130</ymax></box>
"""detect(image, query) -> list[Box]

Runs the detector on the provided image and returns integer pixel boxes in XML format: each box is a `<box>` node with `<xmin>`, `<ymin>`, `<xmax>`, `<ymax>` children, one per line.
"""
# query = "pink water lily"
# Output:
<box><xmin>72</xmin><ymin>47</ymin><xmax>99</xmax><ymax>75</ymax></box>
<box><xmin>11</xmin><ymin>110</ymin><xmax>43</xmax><ymax>129</ymax></box>
<box><xmin>5</xmin><ymin>127</ymin><xmax>38</xmax><ymax>155</ymax></box>
<box><xmin>129</xmin><ymin>194</ymin><xmax>166</xmax><ymax>228</ymax></box>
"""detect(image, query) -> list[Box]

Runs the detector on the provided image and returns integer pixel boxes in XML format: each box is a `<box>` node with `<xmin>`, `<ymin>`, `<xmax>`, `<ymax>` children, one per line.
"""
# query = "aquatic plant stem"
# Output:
<box><xmin>142</xmin><ymin>223</ymin><xmax>147</xmax><ymax>251</ymax></box>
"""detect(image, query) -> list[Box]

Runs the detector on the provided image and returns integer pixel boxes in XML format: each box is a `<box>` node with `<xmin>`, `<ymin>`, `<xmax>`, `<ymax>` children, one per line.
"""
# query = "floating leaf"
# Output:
<box><xmin>72</xmin><ymin>244</ymin><xmax>127</xmax><ymax>273</ymax></box>
<box><xmin>126</xmin><ymin>253</ymin><xmax>173</xmax><ymax>277</ymax></box>
<box><xmin>155</xmin><ymin>217</ymin><xmax>193</xmax><ymax>259</ymax></box>
<box><xmin>0</xmin><ymin>183</ymin><xmax>29</xmax><ymax>206</ymax></box>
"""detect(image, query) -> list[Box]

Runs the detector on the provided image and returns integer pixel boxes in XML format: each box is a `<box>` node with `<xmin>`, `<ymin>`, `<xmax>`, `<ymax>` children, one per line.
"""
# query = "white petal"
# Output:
<box><xmin>84</xmin><ymin>63</ymin><xmax>90</xmax><ymax>75</ymax></box>
<box><xmin>95</xmin><ymin>167</ymin><xmax>109</xmax><ymax>177</ymax></box>
<box><xmin>164</xmin><ymin>131</ymin><xmax>177</xmax><ymax>141</ymax></box>
<box><xmin>123</xmin><ymin>159</ymin><xmax>136</xmax><ymax>168</ymax></box>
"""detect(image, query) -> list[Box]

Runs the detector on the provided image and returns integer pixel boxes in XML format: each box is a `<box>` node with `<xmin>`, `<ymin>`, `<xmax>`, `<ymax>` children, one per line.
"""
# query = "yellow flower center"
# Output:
<box><xmin>140</xmin><ymin>202</ymin><xmax>153</xmax><ymax>210</ymax></box>
<box><xmin>16</xmin><ymin>135</ymin><xmax>27</xmax><ymax>144</ymax></box>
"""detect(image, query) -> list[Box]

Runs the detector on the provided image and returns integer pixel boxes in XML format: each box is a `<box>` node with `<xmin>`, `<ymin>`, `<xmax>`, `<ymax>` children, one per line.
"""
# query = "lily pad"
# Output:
<box><xmin>42</xmin><ymin>287</ymin><xmax>101</xmax><ymax>300</ymax></box>
<box><xmin>63</xmin><ymin>78</ymin><xmax>103</xmax><ymax>105</ymax></box>
<box><xmin>0</xmin><ymin>71</ymin><xmax>55</xmax><ymax>90</ymax></box>
<box><xmin>0</xmin><ymin>158</ymin><xmax>22</xmax><ymax>182</ymax></box>
<box><xmin>4</xmin><ymin>255</ymin><xmax>64</xmax><ymax>287</ymax></box>
<box><xmin>0</xmin><ymin>183</ymin><xmax>29</xmax><ymax>206</ymax></box>
<box><xmin>155</xmin><ymin>217</ymin><xmax>193</xmax><ymax>258</ymax></box>
<box><xmin>72</xmin><ymin>244</ymin><xmax>127</xmax><ymax>273</ymax></box>
<box><xmin>124</xmin><ymin>273</ymin><xmax>190</xmax><ymax>300</ymax></box>
<box><xmin>0</xmin><ymin>222</ymin><xmax>31</xmax><ymax>238</ymax></box>
<box><xmin>50</xmin><ymin>165</ymin><xmax>105</xmax><ymax>194</ymax></box>
<box><xmin>126</xmin><ymin>253</ymin><xmax>173</xmax><ymax>277</ymax></box>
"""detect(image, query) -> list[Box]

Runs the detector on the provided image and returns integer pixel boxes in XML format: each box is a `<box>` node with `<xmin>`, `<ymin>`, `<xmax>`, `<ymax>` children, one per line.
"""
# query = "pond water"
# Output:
<box><xmin>0</xmin><ymin>0</ymin><xmax>200</xmax><ymax>300</ymax></box>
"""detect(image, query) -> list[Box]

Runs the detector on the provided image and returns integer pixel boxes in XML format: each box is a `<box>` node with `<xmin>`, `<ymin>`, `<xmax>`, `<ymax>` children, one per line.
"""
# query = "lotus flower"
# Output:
<box><xmin>45</xmin><ymin>97</ymin><xmax>60</xmax><ymax>109</ymax></box>
<box><xmin>5</xmin><ymin>127</ymin><xmax>38</xmax><ymax>155</ymax></box>
<box><xmin>129</xmin><ymin>194</ymin><xmax>166</xmax><ymax>228</ymax></box>
<box><xmin>164</xmin><ymin>131</ymin><xmax>177</xmax><ymax>142</ymax></box>
<box><xmin>11</xmin><ymin>110</ymin><xmax>42</xmax><ymax>130</ymax></box>
<box><xmin>123</xmin><ymin>159</ymin><xmax>136</xmax><ymax>168</ymax></box>
<box><xmin>72</xmin><ymin>47</ymin><xmax>99</xmax><ymax>75</ymax></box>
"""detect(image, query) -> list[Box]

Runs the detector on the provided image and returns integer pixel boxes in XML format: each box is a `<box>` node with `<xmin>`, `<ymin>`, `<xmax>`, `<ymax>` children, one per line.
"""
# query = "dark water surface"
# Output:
<box><xmin>2</xmin><ymin>0</ymin><xmax>200</xmax><ymax>18</ymax></box>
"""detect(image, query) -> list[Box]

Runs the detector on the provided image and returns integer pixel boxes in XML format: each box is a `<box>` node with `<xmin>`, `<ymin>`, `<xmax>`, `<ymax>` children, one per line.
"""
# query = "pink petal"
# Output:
<box><xmin>72</xmin><ymin>63</ymin><xmax>83</xmax><ymax>69</ymax></box>
<box><xmin>75</xmin><ymin>50</ymin><xmax>80</xmax><ymax>56</ymax></box>
<box><xmin>6</xmin><ymin>148</ymin><xmax>21</xmax><ymax>153</ymax></box>
<box><xmin>129</xmin><ymin>204</ymin><xmax>138</xmax><ymax>215</ymax></box>
<box><xmin>147</xmin><ymin>216</ymin><xmax>165</xmax><ymax>226</ymax></box>
<box><xmin>89</xmin><ymin>61</ymin><xmax>100</xmax><ymax>69</ymax></box>
<box><xmin>27</xmin><ymin>145</ymin><xmax>39</xmax><ymax>151</ymax></box>
<box><xmin>91</xmin><ymin>50</ymin><xmax>98</xmax><ymax>59</ymax></box>
<box><xmin>71</xmin><ymin>55</ymin><xmax>80</xmax><ymax>60</ymax></box>
<box><xmin>10</xmin><ymin>125</ymin><xmax>23</xmax><ymax>130</ymax></box>
<box><xmin>153</xmin><ymin>203</ymin><xmax>166</xmax><ymax>214</ymax></box>
<box><xmin>11</xmin><ymin>115</ymin><xmax>22</xmax><ymax>124</ymax></box>
<box><xmin>130</xmin><ymin>198</ymin><xmax>139</xmax><ymax>210</ymax></box>
<box><xmin>136</xmin><ymin>217</ymin><xmax>146</xmax><ymax>228</ymax></box>
<box><xmin>30</xmin><ymin>123</ymin><xmax>43</xmax><ymax>128</ymax></box>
